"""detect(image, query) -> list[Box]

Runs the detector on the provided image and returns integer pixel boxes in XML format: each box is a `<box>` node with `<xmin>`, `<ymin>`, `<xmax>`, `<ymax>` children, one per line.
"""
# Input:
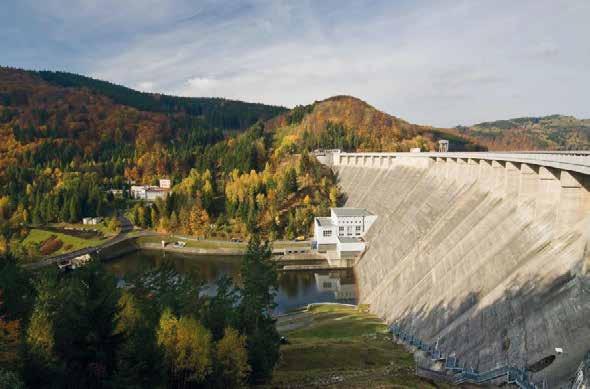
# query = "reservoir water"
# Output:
<box><xmin>105</xmin><ymin>250</ymin><xmax>356</xmax><ymax>314</ymax></box>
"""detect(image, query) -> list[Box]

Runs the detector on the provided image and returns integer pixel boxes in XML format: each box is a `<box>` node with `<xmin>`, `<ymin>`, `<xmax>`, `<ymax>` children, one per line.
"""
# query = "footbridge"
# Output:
<box><xmin>320</xmin><ymin>150</ymin><xmax>590</xmax><ymax>387</ymax></box>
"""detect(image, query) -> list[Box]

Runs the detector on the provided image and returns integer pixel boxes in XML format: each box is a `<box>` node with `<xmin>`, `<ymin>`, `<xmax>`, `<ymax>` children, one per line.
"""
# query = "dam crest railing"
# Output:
<box><xmin>389</xmin><ymin>324</ymin><xmax>541</xmax><ymax>388</ymax></box>
<box><xmin>328</xmin><ymin>150</ymin><xmax>590</xmax><ymax>175</ymax></box>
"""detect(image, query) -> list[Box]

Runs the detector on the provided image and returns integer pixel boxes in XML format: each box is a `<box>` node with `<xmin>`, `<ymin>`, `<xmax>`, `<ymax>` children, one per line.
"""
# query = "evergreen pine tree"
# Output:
<box><xmin>68</xmin><ymin>196</ymin><xmax>80</xmax><ymax>223</ymax></box>
<box><xmin>237</xmin><ymin>234</ymin><xmax>280</xmax><ymax>383</ymax></box>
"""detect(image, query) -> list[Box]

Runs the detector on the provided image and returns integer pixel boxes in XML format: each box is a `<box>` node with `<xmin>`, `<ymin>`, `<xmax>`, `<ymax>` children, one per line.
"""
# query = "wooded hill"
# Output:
<box><xmin>0</xmin><ymin>67</ymin><xmax>337</xmax><ymax>254</ymax></box>
<box><xmin>456</xmin><ymin>114</ymin><xmax>590</xmax><ymax>151</ymax></box>
<box><xmin>0</xmin><ymin>67</ymin><xmax>485</xmax><ymax>257</ymax></box>
<box><xmin>36</xmin><ymin>70</ymin><xmax>287</xmax><ymax>130</ymax></box>
<box><xmin>266</xmin><ymin>95</ymin><xmax>485</xmax><ymax>152</ymax></box>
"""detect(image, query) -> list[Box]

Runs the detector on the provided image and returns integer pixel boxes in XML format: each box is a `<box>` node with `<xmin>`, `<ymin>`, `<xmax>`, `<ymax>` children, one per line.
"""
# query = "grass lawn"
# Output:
<box><xmin>137</xmin><ymin>235</ymin><xmax>247</xmax><ymax>250</ymax></box>
<box><xmin>23</xmin><ymin>228</ymin><xmax>106</xmax><ymax>257</ymax></box>
<box><xmin>138</xmin><ymin>234</ymin><xmax>310</xmax><ymax>250</ymax></box>
<box><xmin>49</xmin><ymin>222</ymin><xmax>113</xmax><ymax>235</ymax></box>
<box><xmin>272</xmin><ymin>240</ymin><xmax>310</xmax><ymax>249</ymax></box>
<box><xmin>268</xmin><ymin>304</ymin><xmax>453</xmax><ymax>388</ymax></box>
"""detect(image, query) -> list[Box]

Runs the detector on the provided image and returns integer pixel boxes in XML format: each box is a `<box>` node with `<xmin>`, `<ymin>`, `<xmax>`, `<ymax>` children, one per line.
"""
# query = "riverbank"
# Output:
<box><xmin>27</xmin><ymin>231</ymin><xmax>343</xmax><ymax>271</ymax></box>
<box><xmin>98</xmin><ymin>235</ymin><xmax>338</xmax><ymax>269</ymax></box>
<box><xmin>269</xmin><ymin>304</ymin><xmax>453</xmax><ymax>388</ymax></box>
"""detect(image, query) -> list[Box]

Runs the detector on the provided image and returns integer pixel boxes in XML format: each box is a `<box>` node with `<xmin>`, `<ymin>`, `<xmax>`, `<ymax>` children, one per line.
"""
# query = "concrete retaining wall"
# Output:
<box><xmin>333</xmin><ymin>153</ymin><xmax>590</xmax><ymax>386</ymax></box>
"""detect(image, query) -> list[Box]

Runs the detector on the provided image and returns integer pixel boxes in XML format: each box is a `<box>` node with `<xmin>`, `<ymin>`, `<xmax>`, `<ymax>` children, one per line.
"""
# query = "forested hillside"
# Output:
<box><xmin>0</xmin><ymin>68</ymin><xmax>487</xmax><ymax>259</ymax></box>
<box><xmin>37</xmin><ymin>70</ymin><xmax>287</xmax><ymax>130</ymax></box>
<box><xmin>266</xmin><ymin>95</ymin><xmax>485</xmax><ymax>152</ymax></box>
<box><xmin>0</xmin><ymin>67</ymin><xmax>336</xmax><ymax>257</ymax></box>
<box><xmin>456</xmin><ymin>115</ymin><xmax>590</xmax><ymax>150</ymax></box>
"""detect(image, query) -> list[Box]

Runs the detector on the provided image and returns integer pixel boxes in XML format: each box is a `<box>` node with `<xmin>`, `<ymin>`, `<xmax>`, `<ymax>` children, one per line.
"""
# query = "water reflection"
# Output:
<box><xmin>314</xmin><ymin>272</ymin><xmax>356</xmax><ymax>300</ymax></box>
<box><xmin>105</xmin><ymin>250</ymin><xmax>356</xmax><ymax>314</ymax></box>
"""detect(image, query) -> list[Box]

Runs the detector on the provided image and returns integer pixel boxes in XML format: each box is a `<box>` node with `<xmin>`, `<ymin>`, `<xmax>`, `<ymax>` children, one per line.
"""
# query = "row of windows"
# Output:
<box><xmin>323</xmin><ymin>227</ymin><xmax>362</xmax><ymax>238</ymax></box>
<box><xmin>340</xmin><ymin>226</ymin><xmax>362</xmax><ymax>231</ymax></box>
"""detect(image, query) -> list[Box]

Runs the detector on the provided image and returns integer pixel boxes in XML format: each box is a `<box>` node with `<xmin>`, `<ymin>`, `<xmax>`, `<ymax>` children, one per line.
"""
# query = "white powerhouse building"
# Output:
<box><xmin>314</xmin><ymin>207</ymin><xmax>377</xmax><ymax>259</ymax></box>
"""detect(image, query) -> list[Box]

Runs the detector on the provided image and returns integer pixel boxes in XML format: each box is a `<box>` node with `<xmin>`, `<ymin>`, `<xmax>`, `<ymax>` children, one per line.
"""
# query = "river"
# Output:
<box><xmin>105</xmin><ymin>250</ymin><xmax>357</xmax><ymax>314</ymax></box>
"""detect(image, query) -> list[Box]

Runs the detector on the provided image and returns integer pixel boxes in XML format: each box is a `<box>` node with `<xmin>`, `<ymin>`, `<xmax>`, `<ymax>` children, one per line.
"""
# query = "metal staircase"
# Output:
<box><xmin>390</xmin><ymin>324</ymin><xmax>539</xmax><ymax>388</ymax></box>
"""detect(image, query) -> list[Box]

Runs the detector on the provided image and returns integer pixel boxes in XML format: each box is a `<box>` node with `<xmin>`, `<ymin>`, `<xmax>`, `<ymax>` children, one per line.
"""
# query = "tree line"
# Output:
<box><xmin>36</xmin><ymin>70</ymin><xmax>287</xmax><ymax>131</ymax></box>
<box><xmin>0</xmin><ymin>68</ymin><xmax>342</xmax><ymax>261</ymax></box>
<box><xmin>0</xmin><ymin>235</ymin><xmax>280</xmax><ymax>388</ymax></box>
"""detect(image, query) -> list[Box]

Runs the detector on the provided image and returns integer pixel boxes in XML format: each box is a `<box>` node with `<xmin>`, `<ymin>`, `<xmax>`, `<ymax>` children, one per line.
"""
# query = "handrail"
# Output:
<box><xmin>389</xmin><ymin>324</ymin><xmax>539</xmax><ymax>388</ymax></box>
<box><xmin>331</xmin><ymin>150</ymin><xmax>590</xmax><ymax>175</ymax></box>
<box><xmin>570</xmin><ymin>352</ymin><xmax>590</xmax><ymax>389</ymax></box>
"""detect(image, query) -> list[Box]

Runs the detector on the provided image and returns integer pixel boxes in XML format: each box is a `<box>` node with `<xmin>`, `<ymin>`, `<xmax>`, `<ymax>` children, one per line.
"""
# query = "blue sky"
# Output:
<box><xmin>2</xmin><ymin>0</ymin><xmax>589</xmax><ymax>127</ymax></box>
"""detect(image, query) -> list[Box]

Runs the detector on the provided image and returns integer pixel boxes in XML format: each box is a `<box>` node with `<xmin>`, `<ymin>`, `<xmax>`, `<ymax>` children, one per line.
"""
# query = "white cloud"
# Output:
<box><xmin>186</xmin><ymin>77</ymin><xmax>217</xmax><ymax>91</ymax></box>
<box><xmin>137</xmin><ymin>81</ymin><xmax>155</xmax><ymax>92</ymax></box>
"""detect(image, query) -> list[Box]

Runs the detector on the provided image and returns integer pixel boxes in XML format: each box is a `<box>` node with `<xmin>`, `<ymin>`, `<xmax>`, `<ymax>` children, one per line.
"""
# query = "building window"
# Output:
<box><xmin>323</xmin><ymin>230</ymin><xmax>332</xmax><ymax>237</ymax></box>
<box><xmin>356</xmin><ymin>226</ymin><xmax>362</xmax><ymax>232</ymax></box>
<box><xmin>339</xmin><ymin>226</ymin><xmax>344</xmax><ymax>232</ymax></box>
<box><xmin>323</xmin><ymin>282</ymin><xmax>332</xmax><ymax>288</ymax></box>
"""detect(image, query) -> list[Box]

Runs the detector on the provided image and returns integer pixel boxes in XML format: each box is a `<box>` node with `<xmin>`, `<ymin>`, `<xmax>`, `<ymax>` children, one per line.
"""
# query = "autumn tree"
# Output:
<box><xmin>24</xmin><ymin>272</ymin><xmax>61</xmax><ymax>387</ymax></box>
<box><xmin>114</xmin><ymin>292</ymin><xmax>163</xmax><ymax>388</ymax></box>
<box><xmin>215</xmin><ymin>327</ymin><xmax>250</xmax><ymax>388</ymax></box>
<box><xmin>157</xmin><ymin>310</ymin><xmax>213</xmax><ymax>387</ymax></box>
<box><xmin>0</xmin><ymin>291</ymin><xmax>21</xmax><ymax>370</ymax></box>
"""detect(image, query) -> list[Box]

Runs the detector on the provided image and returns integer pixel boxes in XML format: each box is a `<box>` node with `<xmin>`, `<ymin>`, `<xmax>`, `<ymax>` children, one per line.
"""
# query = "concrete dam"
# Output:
<box><xmin>325</xmin><ymin>151</ymin><xmax>590</xmax><ymax>386</ymax></box>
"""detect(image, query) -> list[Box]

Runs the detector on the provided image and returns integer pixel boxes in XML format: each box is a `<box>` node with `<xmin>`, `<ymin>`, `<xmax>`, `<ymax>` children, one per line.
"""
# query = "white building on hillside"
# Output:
<box><xmin>130</xmin><ymin>179</ymin><xmax>171</xmax><ymax>201</ymax></box>
<box><xmin>313</xmin><ymin>207</ymin><xmax>377</xmax><ymax>259</ymax></box>
<box><xmin>82</xmin><ymin>217</ymin><xmax>103</xmax><ymax>225</ymax></box>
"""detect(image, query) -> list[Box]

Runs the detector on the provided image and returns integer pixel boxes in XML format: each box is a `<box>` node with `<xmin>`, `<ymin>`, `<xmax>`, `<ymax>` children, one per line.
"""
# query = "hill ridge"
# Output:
<box><xmin>457</xmin><ymin>113</ymin><xmax>590</xmax><ymax>151</ymax></box>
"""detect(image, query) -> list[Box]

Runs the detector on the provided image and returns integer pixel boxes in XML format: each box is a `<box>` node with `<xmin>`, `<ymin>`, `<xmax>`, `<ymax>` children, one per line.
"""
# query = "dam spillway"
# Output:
<box><xmin>325</xmin><ymin>151</ymin><xmax>590</xmax><ymax>386</ymax></box>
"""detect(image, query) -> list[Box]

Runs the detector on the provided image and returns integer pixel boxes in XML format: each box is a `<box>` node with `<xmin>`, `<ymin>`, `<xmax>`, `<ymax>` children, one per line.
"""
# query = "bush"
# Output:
<box><xmin>39</xmin><ymin>236</ymin><xmax>63</xmax><ymax>256</ymax></box>
<box><xmin>107</xmin><ymin>218</ymin><xmax>121</xmax><ymax>233</ymax></box>
<box><xmin>0</xmin><ymin>369</ymin><xmax>25</xmax><ymax>389</ymax></box>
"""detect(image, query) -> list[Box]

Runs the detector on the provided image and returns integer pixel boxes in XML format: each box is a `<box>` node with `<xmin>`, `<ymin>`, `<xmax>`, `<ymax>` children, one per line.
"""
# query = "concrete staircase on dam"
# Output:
<box><xmin>323</xmin><ymin>151</ymin><xmax>590</xmax><ymax>387</ymax></box>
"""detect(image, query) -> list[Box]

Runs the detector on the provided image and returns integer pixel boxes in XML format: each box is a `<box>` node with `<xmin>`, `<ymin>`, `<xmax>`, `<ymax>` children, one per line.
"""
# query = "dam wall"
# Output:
<box><xmin>331</xmin><ymin>151</ymin><xmax>590</xmax><ymax>386</ymax></box>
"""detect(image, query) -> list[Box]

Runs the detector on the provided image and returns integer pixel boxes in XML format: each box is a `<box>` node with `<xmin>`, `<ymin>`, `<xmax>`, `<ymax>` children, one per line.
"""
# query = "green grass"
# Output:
<box><xmin>48</xmin><ymin>222</ymin><xmax>113</xmax><ymax>235</ymax></box>
<box><xmin>137</xmin><ymin>235</ymin><xmax>246</xmax><ymax>250</ymax></box>
<box><xmin>269</xmin><ymin>304</ymin><xmax>454</xmax><ymax>388</ymax></box>
<box><xmin>137</xmin><ymin>235</ymin><xmax>310</xmax><ymax>251</ymax></box>
<box><xmin>271</xmin><ymin>240</ymin><xmax>310</xmax><ymax>249</ymax></box>
<box><xmin>23</xmin><ymin>228</ymin><xmax>106</xmax><ymax>257</ymax></box>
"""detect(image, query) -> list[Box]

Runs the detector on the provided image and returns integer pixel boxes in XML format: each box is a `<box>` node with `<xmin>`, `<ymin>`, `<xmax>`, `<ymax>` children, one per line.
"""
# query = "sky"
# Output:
<box><xmin>2</xmin><ymin>0</ymin><xmax>589</xmax><ymax>127</ymax></box>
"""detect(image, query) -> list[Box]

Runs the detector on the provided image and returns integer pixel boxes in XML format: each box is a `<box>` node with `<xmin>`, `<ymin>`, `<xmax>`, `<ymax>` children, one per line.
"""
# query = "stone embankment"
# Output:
<box><xmin>330</xmin><ymin>151</ymin><xmax>590</xmax><ymax>387</ymax></box>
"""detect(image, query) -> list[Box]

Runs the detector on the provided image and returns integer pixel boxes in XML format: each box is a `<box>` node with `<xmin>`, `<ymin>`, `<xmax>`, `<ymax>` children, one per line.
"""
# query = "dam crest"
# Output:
<box><xmin>322</xmin><ymin>150</ymin><xmax>590</xmax><ymax>386</ymax></box>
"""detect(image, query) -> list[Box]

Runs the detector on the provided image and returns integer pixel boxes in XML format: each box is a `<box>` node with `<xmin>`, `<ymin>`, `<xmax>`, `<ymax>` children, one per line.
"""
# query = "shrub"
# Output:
<box><xmin>39</xmin><ymin>236</ymin><xmax>63</xmax><ymax>256</ymax></box>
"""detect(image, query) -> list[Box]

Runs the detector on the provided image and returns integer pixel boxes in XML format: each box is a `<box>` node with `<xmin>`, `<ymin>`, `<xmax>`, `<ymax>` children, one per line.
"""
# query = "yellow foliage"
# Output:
<box><xmin>303</xmin><ymin>195</ymin><xmax>311</xmax><ymax>206</ymax></box>
<box><xmin>116</xmin><ymin>291</ymin><xmax>142</xmax><ymax>333</ymax></box>
<box><xmin>216</xmin><ymin>327</ymin><xmax>251</xmax><ymax>387</ymax></box>
<box><xmin>0</xmin><ymin>236</ymin><xmax>8</xmax><ymax>255</ymax></box>
<box><xmin>26</xmin><ymin>307</ymin><xmax>55</xmax><ymax>363</ymax></box>
<box><xmin>0</xmin><ymin>196</ymin><xmax>9</xmax><ymax>219</ymax></box>
<box><xmin>157</xmin><ymin>310</ymin><xmax>213</xmax><ymax>383</ymax></box>
<box><xmin>329</xmin><ymin>187</ymin><xmax>339</xmax><ymax>207</ymax></box>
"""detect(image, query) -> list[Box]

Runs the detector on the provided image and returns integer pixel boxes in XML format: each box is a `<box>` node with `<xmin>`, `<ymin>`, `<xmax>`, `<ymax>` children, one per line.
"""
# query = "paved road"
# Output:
<box><xmin>25</xmin><ymin>216</ymin><xmax>155</xmax><ymax>270</ymax></box>
<box><xmin>25</xmin><ymin>219</ymin><xmax>311</xmax><ymax>270</ymax></box>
